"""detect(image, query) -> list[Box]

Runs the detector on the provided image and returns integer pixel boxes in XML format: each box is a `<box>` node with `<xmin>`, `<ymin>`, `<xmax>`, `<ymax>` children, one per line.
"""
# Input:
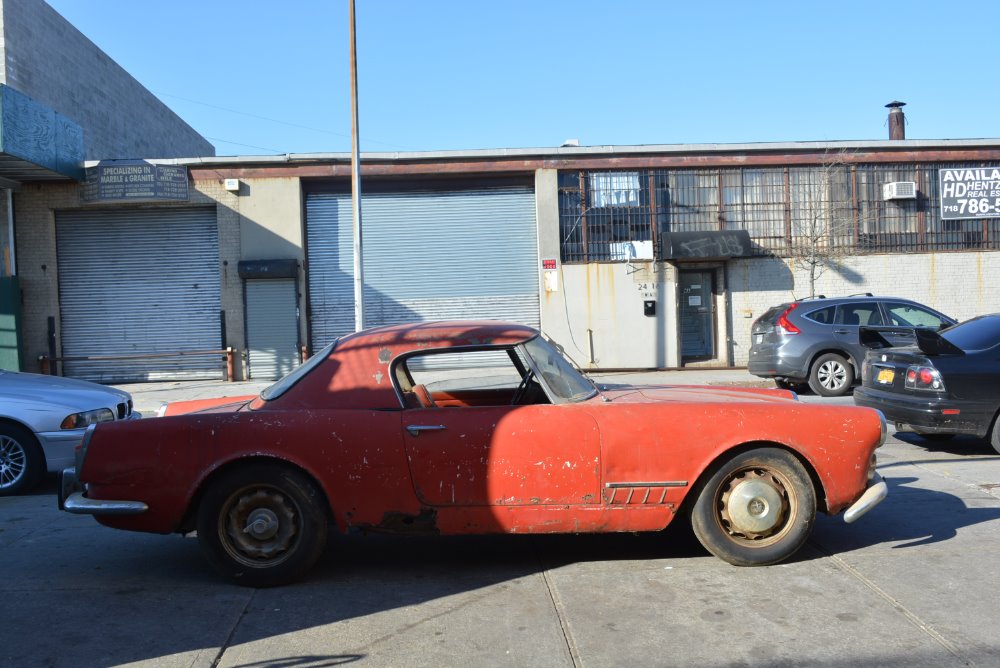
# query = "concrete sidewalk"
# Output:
<box><xmin>115</xmin><ymin>368</ymin><xmax>771</xmax><ymax>416</ymax></box>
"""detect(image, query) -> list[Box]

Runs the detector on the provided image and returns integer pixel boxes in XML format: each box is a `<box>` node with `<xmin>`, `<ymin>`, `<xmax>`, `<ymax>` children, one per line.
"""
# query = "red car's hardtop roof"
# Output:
<box><xmin>255</xmin><ymin>321</ymin><xmax>540</xmax><ymax>411</ymax></box>
<box><xmin>335</xmin><ymin>320</ymin><xmax>539</xmax><ymax>353</ymax></box>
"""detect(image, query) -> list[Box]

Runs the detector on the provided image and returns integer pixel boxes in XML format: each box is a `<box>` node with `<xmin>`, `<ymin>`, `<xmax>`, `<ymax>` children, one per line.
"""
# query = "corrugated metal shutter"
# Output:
<box><xmin>246</xmin><ymin>278</ymin><xmax>299</xmax><ymax>380</ymax></box>
<box><xmin>55</xmin><ymin>207</ymin><xmax>222</xmax><ymax>382</ymax></box>
<box><xmin>305</xmin><ymin>186</ymin><xmax>539</xmax><ymax>348</ymax></box>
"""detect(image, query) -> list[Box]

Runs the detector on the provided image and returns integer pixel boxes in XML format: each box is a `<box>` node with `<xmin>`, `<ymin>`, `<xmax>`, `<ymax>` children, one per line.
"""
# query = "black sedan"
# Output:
<box><xmin>854</xmin><ymin>314</ymin><xmax>1000</xmax><ymax>453</ymax></box>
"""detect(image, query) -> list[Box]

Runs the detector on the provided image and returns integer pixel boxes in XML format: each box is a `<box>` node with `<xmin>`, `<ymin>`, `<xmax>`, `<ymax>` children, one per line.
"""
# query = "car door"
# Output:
<box><xmin>879</xmin><ymin>300</ymin><xmax>953</xmax><ymax>347</ymax></box>
<box><xmin>402</xmin><ymin>403</ymin><xmax>601</xmax><ymax>507</ymax></box>
<box><xmin>833</xmin><ymin>301</ymin><xmax>884</xmax><ymax>365</ymax></box>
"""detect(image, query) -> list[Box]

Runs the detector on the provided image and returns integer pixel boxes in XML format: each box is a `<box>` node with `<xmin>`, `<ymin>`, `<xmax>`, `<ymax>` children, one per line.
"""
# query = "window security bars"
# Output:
<box><xmin>558</xmin><ymin>165</ymin><xmax>1000</xmax><ymax>263</ymax></box>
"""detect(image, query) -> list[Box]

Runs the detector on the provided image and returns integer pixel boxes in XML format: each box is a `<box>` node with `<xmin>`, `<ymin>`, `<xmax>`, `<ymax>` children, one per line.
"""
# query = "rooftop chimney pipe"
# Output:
<box><xmin>886</xmin><ymin>101</ymin><xmax>906</xmax><ymax>140</ymax></box>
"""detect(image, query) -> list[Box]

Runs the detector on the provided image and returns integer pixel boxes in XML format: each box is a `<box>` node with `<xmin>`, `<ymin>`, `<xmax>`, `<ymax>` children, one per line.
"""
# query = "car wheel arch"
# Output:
<box><xmin>808</xmin><ymin>348</ymin><xmax>861</xmax><ymax>376</ymax></box>
<box><xmin>178</xmin><ymin>455</ymin><xmax>336</xmax><ymax>534</ymax></box>
<box><xmin>0</xmin><ymin>416</ymin><xmax>43</xmax><ymax>445</ymax></box>
<box><xmin>683</xmin><ymin>441</ymin><xmax>829</xmax><ymax>516</ymax></box>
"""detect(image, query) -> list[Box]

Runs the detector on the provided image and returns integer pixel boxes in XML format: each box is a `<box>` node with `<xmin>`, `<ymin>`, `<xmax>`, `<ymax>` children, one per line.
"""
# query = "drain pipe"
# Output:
<box><xmin>5</xmin><ymin>189</ymin><xmax>13</xmax><ymax>275</ymax></box>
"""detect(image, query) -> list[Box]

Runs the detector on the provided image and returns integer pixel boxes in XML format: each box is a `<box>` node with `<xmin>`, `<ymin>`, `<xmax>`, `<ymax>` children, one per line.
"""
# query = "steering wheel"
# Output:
<box><xmin>510</xmin><ymin>370</ymin><xmax>534</xmax><ymax>405</ymax></box>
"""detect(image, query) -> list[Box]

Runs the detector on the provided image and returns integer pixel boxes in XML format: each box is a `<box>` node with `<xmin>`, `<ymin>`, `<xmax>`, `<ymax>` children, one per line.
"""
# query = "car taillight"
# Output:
<box><xmin>776</xmin><ymin>303</ymin><xmax>801</xmax><ymax>334</ymax></box>
<box><xmin>905</xmin><ymin>365</ymin><xmax>945</xmax><ymax>392</ymax></box>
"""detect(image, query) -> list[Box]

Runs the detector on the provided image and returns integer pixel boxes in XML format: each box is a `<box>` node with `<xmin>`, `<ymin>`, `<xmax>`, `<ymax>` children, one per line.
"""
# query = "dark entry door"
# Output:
<box><xmin>679</xmin><ymin>271</ymin><xmax>714</xmax><ymax>360</ymax></box>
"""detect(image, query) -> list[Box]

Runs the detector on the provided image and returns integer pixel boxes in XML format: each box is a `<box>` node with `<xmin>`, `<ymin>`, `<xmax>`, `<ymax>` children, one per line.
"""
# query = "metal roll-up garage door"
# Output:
<box><xmin>245</xmin><ymin>278</ymin><xmax>299</xmax><ymax>380</ymax></box>
<box><xmin>55</xmin><ymin>207</ymin><xmax>222</xmax><ymax>382</ymax></box>
<box><xmin>305</xmin><ymin>186</ymin><xmax>539</xmax><ymax>348</ymax></box>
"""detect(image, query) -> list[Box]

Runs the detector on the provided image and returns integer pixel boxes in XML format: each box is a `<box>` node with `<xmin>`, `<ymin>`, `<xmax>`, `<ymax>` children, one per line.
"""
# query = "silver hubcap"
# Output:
<box><xmin>726</xmin><ymin>478</ymin><xmax>784</xmax><ymax>534</ymax></box>
<box><xmin>818</xmin><ymin>360</ymin><xmax>847</xmax><ymax>390</ymax></box>
<box><xmin>718</xmin><ymin>467</ymin><xmax>792</xmax><ymax>542</ymax></box>
<box><xmin>0</xmin><ymin>435</ymin><xmax>27</xmax><ymax>489</ymax></box>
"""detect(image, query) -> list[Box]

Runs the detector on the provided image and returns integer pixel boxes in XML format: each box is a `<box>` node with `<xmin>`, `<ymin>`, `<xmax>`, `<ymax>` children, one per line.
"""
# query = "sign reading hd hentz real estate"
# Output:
<box><xmin>82</xmin><ymin>160</ymin><xmax>189</xmax><ymax>202</ymax></box>
<box><xmin>939</xmin><ymin>167</ymin><xmax>1000</xmax><ymax>220</ymax></box>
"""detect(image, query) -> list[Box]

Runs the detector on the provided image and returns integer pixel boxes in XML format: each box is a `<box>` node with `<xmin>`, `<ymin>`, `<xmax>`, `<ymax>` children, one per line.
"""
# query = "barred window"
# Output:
<box><xmin>557</xmin><ymin>163</ymin><xmax>1000</xmax><ymax>263</ymax></box>
<box><xmin>559</xmin><ymin>170</ymin><xmax>660</xmax><ymax>263</ymax></box>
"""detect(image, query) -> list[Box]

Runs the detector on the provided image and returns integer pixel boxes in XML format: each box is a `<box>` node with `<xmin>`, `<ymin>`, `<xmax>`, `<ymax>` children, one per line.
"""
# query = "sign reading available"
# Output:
<box><xmin>939</xmin><ymin>167</ymin><xmax>1000</xmax><ymax>220</ymax></box>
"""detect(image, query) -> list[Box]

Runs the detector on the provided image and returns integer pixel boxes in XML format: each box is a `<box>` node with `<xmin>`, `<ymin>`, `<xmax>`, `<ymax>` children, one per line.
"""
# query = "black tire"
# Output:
<box><xmin>991</xmin><ymin>418</ymin><xmax>1000</xmax><ymax>455</ymax></box>
<box><xmin>196</xmin><ymin>463</ymin><xmax>329</xmax><ymax>587</ymax></box>
<box><xmin>808</xmin><ymin>353</ymin><xmax>854</xmax><ymax>397</ymax></box>
<box><xmin>690</xmin><ymin>448</ymin><xmax>816</xmax><ymax>566</ymax></box>
<box><xmin>0</xmin><ymin>423</ymin><xmax>45</xmax><ymax>496</ymax></box>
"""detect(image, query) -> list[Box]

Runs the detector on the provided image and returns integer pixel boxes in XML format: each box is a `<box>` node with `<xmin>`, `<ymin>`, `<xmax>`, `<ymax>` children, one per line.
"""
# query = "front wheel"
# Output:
<box><xmin>808</xmin><ymin>353</ymin><xmax>854</xmax><ymax>397</ymax></box>
<box><xmin>197</xmin><ymin>463</ymin><xmax>329</xmax><ymax>587</ymax></box>
<box><xmin>0</xmin><ymin>423</ymin><xmax>45</xmax><ymax>496</ymax></box>
<box><xmin>690</xmin><ymin>448</ymin><xmax>816</xmax><ymax>566</ymax></box>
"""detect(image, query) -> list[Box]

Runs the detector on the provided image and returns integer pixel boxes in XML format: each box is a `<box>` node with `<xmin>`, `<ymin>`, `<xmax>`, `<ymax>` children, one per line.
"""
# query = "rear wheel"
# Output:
<box><xmin>690</xmin><ymin>448</ymin><xmax>816</xmax><ymax>566</ymax></box>
<box><xmin>0</xmin><ymin>423</ymin><xmax>44</xmax><ymax>496</ymax></box>
<box><xmin>197</xmin><ymin>463</ymin><xmax>329</xmax><ymax>587</ymax></box>
<box><xmin>990</xmin><ymin>418</ymin><xmax>1000</xmax><ymax>455</ymax></box>
<box><xmin>808</xmin><ymin>353</ymin><xmax>854</xmax><ymax>397</ymax></box>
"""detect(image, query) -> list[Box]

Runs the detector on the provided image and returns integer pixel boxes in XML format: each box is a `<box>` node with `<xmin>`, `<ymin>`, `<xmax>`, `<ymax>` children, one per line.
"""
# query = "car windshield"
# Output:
<box><xmin>940</xmin><ymin>315</ymin><xmax>1000</xmax><ymax>352</ymax></box>
<box><xmin>259</xmin><ymin>340</ymin><xmax>338</xmax><ymax>401</ymax></box>
<box><xmin>521</xmin><ymin>336</ymin><xmax>597</xmax><ymax>402</ymax></box>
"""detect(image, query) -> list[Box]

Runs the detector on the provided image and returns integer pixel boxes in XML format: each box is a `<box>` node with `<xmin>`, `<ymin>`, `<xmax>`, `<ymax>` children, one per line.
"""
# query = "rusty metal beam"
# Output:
<box><xmin>189</xmin><ymin>148</ymin><xmax>1000</xmax><ymax>182</ymax></box>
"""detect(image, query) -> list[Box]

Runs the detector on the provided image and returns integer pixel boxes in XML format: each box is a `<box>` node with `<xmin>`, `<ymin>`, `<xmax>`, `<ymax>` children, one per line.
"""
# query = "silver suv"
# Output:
<box><xmin>748</xmin><ymin>294</ymin><xmax>955</xmax><ymax>396</ymax></box>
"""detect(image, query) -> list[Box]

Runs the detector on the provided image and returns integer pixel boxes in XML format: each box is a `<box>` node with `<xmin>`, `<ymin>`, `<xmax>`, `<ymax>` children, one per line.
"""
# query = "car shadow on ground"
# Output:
<box><xmin>11</xmin><ymin>471</ymin><xmax>996</xmax><ymax>667</ymax></box>
<box><xmin>892</xmin><ymin>432</ymin><xmax>999</xmax><ymax>456</ymax></box>
<box><xmin>813</xmin><ymin>472</ymin><xmax>1000</xmax><ymax>555</ymax></box>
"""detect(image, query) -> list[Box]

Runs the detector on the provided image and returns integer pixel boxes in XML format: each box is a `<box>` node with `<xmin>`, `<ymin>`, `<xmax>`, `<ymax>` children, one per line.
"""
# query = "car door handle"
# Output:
<box><xmin>834</xmin><ymin>329</ymin><xmax>852</xmax><ymax>334</ymax></box>
<box><xmin>406</xmin><ymin>425</ymin><xmax>447</xmax><ymax>437</ymax></box>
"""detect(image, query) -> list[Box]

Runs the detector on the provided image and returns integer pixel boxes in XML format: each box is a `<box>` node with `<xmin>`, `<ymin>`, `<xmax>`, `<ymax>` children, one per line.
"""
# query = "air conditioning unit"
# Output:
<box><xmin>882</xmin><ymin>181</ymin><xmax>917</xmax><ymax>200</ymax></box>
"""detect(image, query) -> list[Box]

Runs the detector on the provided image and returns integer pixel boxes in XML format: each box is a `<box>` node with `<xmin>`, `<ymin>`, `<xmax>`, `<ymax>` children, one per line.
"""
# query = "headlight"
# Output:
<box><xmin>60</xmin><ymin>408</ymin><xmax>115</xmax><ymax>430</ymax></box>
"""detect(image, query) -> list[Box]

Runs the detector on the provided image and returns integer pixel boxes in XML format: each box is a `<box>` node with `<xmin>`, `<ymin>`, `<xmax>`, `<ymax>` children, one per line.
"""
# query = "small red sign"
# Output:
<box><xmin>542</xmin><ymin>259</ymin><xmax>557</xmax><ymax>270</ymax></box>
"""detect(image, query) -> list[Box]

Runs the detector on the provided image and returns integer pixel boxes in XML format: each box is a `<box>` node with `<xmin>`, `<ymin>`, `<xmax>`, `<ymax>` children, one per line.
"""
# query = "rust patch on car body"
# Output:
<box><xmin>371</xmin><ymin>508</ymin><xmax>439</xmax><ymax>534</ymax></box>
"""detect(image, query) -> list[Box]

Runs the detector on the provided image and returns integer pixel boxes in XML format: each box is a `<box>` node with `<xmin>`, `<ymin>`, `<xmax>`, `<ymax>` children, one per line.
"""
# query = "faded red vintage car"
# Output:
<box><xmin>60</xmin><ymin>321</ymin><xmax>888</xmax><ymax>586</ymax></box>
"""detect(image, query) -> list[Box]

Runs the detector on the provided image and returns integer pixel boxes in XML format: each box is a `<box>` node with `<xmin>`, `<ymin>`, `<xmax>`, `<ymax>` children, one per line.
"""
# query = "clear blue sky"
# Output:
<box><xmin>46</xmin><ymin>0</ymin><xmax>1000</xmax><ymax>157</ymax></box>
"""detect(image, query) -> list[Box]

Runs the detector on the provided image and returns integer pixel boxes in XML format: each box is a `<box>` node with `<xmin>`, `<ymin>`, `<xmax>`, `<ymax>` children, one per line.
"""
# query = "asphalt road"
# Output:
<box><xmin>3</xmin><ymin>397</ymin><xmax>1000</xmax><ymax>667</ymax></box>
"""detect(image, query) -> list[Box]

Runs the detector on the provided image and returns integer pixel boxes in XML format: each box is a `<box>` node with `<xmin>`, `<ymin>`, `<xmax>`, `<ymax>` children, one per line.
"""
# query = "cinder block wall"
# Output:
<box><xmin>727</xmin><ymin>253</ymin><xmax>998</xmax><ymax>366</ymax></box>
<box><xmin>0</xmin><ymin>0</ymin><xmax>214</xmax><ymax>159</ymax></box>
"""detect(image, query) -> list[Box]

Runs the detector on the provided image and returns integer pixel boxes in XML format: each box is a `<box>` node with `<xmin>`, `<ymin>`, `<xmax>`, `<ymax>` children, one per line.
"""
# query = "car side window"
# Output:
<box><xmin>883</xmin><ymin>302</ymin><xmax>946</xmax><ymax>328</ymax></box>
<box><xmin>834</xmin><ymin>303</ymin><xmax>883</xmax><ymax>326</ymax></box>
<box><xmin>396</xmin><ymin>348</ymin><xmax>546</xmax><ymax>408</ymax></box>
<box><xmin>802</xmin><ymin>306</ymin><xmax>836</xmax><ymax>324</ymax></box>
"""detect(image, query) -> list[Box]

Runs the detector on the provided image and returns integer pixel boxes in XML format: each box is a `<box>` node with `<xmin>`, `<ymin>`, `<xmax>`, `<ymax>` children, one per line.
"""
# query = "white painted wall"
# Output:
<box><xmin>727</xmin><ymin>252</ymin><xmax>999</xmax><ymax>365</ymax></box>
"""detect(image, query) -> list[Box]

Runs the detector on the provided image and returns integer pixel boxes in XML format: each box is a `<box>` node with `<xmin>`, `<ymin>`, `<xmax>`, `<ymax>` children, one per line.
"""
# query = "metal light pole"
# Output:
<box><xmin>349</xmin><ymin>0</ymin><xmax>365</xmax><ymax>331</ymax></box>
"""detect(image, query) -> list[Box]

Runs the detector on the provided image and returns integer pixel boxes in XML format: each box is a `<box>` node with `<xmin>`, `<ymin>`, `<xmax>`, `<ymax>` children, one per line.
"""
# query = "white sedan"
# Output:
<box><xmin>0</xmin><ymin>370</ymin><xmax>140</xmax><ymax>495</ymax></box>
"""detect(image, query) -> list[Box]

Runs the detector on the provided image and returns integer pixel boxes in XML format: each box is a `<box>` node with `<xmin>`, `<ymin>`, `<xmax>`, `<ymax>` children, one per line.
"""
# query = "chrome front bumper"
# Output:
<box><xmin>843</xmin><ymin>473</ymin><xmax>888</xmax><ymax>524</ymax></box>
<box><xmin>58</xmin><ymin>468</ymin><xmax>148</xmax><ymax>516</ymax></box>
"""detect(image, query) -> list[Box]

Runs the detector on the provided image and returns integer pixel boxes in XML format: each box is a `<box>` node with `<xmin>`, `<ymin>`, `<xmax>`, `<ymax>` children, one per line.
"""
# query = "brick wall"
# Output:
<box><xmin>0</xmin><ymin>0</ymin><xmax>213</xmax><ymax>159</ymax></box>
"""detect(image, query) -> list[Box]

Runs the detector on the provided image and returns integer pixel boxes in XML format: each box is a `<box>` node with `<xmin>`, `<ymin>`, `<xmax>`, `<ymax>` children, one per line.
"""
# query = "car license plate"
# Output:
<box><xmin>876</xmin><ymin>368</ymin><xmax>895</xmax><ymax>384</ymax></box>
<box><xmin>755</xmin><ymin>334</ymin><xmax>763</xmax><ymax>344</ymax></box>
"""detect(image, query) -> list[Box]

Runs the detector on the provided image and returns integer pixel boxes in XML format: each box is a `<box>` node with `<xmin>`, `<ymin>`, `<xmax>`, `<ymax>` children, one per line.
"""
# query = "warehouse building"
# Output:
<box><xmin>9</xmin><ymin>129</ymin><xmax>1000</xmax><ymax>381</ymax></box>
<box><xmin>0</xmin><ymin>0</ymin><xmax>213</xmax><ymax>371</ymax></box>
<box><xmin>3</xmin><ymin>0</ymin><xmax>1000</xmax><ymax>382</ymax></box>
